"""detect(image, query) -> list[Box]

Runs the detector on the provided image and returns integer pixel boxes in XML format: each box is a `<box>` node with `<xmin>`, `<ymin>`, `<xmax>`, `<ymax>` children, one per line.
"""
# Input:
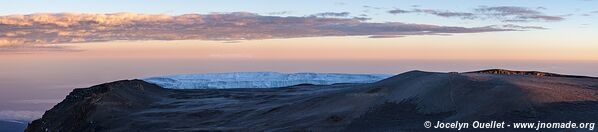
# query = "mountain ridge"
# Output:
<box><xmin>25</xmin><ymin>69</ymin><xmax>598</xmax><ymax>131</ymax></box>
<box><xmin>467</xmin><ymin>69</ymin><xmax>597</xmax><ymax>79</ymax></box>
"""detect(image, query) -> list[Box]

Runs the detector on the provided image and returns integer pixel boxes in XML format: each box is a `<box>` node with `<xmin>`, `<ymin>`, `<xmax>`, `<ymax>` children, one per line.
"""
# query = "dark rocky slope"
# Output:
<box><xmin>25</xmin><ymin>80</ymin><xmax>168</xmax><ymax>132</ymax></box>
<box><xmin>26</xmin><ymin>70</ymin><xmax>598</xmax><ymax>131</ymax></box>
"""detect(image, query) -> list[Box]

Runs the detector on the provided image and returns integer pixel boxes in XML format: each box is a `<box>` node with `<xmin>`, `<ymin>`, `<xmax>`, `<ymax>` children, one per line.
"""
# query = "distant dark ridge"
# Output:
<box><xmin>467</xmin><ymin>69</ymin><xmax>597</xmax><ymax>79</ymax></box>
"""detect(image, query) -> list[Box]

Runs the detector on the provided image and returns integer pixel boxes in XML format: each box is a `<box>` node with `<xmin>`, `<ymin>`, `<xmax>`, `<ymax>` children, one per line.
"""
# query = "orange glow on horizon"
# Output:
<box><xmin>2</xmin><ymin>34</ymin><xmax>597</xmax><ymax>61</ymax></box>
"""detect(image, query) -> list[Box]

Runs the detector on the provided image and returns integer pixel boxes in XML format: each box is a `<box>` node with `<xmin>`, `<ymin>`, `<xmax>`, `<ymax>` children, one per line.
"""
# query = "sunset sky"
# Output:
<box><xmin>0</xmin><ymin>0</ymin><xmax>597</xmax><ymax>123</ymax></box>
<box><xmin>0</xmin><ymin>0</ymin><xmax>596</xmax><ymax>61</ymax></box>
<box><xmin>1</xmin><ymin>0</ymin><xmax>596</xmax><ymax>27</ymax></box>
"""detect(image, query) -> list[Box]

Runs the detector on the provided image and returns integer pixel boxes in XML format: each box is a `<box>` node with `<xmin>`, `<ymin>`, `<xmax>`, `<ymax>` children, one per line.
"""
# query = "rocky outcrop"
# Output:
<box><xmin>25</xmin><ymin>80</ymin><xmax>168</xmax><ymax>132</ymax></box>
<box><xmin>469</xmin><ymin>69</ymin><xmax>596</xmax><ymax>78</ymax></box>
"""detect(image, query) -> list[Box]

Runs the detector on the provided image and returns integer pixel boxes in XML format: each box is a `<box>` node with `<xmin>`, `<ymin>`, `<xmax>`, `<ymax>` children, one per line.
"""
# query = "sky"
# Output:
<box><xmin>0</xmin><ymin>0</ymin><xmax>598</xmax><ymax>122</ymax></box>
<box><xmin>0</xmin><ymin>1</ymin><xmax>596</xmax><ymax>38</ymax></box>
<box><xmin>1</xmin><ymin>0</ymin><xmax>597</xmax><ymax>24</ymax></box>
<box><xmin>0</xmin><ymin>0</ymin><xmax>597</xmax><ymax>47</ymax></box>
<box><xmin>0</xmin><ymin>1</ymin><xmax>596</xmax><ymax>54</ymax></box>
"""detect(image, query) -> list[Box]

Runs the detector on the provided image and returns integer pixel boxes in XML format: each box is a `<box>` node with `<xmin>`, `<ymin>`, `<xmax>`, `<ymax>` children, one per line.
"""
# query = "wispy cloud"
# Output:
<box><xmin>310</xmin><ymin>12</ymin><xmax>351</xmax><ymax>17</ymax></box>
<box><xmin>352</xmin><ymin>16</ymin><xmax>372</xmax><ymax>21</ymax></box>
<box><xmin>388</xmin><ymin>9</ymin><xmax>411</xmax><ymax>14</ymax></box>
<box><xmin>389</xmin><ymin>6</ymin><xmax>564</xmax><ymax>22</ymax></box>
<box><xmin>0</xmin><ymin>44</ymin><xmax>82</xmax><ymax>53</ymax></box>
<box><xmin>486</xmin><ymin>24</ymin><xmax>548</xmax><ymax>30</ymax></box>
<box><xmin>267</xmin><ymin>11</ymin><xmax>292</xmax><ymax>15</ymax></box>
<box><xmin>9</xmin><ymin>99</ymin><xmax>62</xmax><ymax>104</ymax></box>
<box><xmin>475</xmin><ymin>6</ymin><xmax>564</xmax><ymax>22</ymax></box>
<box><xmin>0</xmin><ymin>12</ymin><xmax>514</xmax><ymax>46</ymax></box>
<box><xmin>362</xmin><ymin>5</ymin><xmax>383</xmax><ymax>13</ymax></box>
<box><xmin>0</xmin><ymin>110</ymin><xmax>43</xmax><ymax>122</ymax></box>
<box><xmin>389</xmin><ymin>9</ymin><xmax>476</xmax><ymax>19</ymax></box>
<box><xmin>363</xmin><ymin>6</ymin><xmax>382</xmax><ymax>10</ymax></box>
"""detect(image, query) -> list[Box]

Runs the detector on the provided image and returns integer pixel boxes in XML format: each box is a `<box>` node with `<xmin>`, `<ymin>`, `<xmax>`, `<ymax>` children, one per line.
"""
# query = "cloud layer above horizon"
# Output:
<box><xmin>388</xmin><ymin>6</ymin><xmax>565</xmax><ymax>22</ymax></box>
<box><xmin>0</xmin><ymin>12</ymin><xmax>526</xmax><ymax>46</ymax></box>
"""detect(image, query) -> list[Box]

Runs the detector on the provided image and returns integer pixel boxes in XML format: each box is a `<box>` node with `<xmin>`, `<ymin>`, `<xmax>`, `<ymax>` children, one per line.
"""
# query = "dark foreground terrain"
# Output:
<box><xmin>26</xmin><ymin>69</ymin><xmax>598</xmax><ymax>131</ymax></box>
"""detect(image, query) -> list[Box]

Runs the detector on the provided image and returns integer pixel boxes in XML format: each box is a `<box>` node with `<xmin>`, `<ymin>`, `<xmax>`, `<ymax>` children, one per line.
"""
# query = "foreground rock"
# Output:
<box><xmin>26</xmin><ymin>69</ymin><xmax>598</xmax><ymax>131</ymax></box>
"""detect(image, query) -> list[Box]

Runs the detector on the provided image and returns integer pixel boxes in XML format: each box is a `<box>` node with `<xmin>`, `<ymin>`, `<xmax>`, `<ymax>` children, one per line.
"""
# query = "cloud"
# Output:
<box><xmin>476</xmin><ymin>6</ymin><xmax>541</xmax><ymax>16</ymax></box>
<box><xmin>486</xmin><ymin>24</ymin><xmax>548</xmax><ymax>30</ymax></box>
<box><xmin>414</xmin><ymin>9</ymin><xmax>477</xmax><ymax>19</ymax></box>
<box><xmin>475</xmin><ymin>6</ymin><xmax>564</xmax><ymax>22</ymax></box>
<box><xmin>389</xmin><ymin>6</ymin><xmax>564</xmax><ymax>22</ymax></box>
<box><xmin>388</xmin><ymin>9</ymin><xmax>411</xmax><ymax>14</ymax></box>
<box><xmin>389</xmin><ymin>9</ymin><xmax>476</xmax><ymax>19</ymax></box>
<box><xmin>0</xmin><ymin>12</ymin><xmax>513</xmax><ymax>46</ymax></box>
<box><xmin>362</xmin><ymin>6</ymin><xmax>383</xmax><ymax>14</ymax></box>
<box><xmin>0</xmin><ymin>110</ymin><xmax>43</xmax><ymax>122</ymax></box>
<box><xmin>9</xmin><ymin>99</ymin><xmax>62</xmax><ymax>104</ymax></box>
<box><xmin>0</xmin><ymin>44</ymin><xmax>82</xmax><ymax>53</ymax></box>
<box><xmin>352</xmin><ymin>16</ymin><xmax>371</xmax><ymax>21</ymax></box>
<box><xmin>363</xmin><ymin>6</ymin><xmax>382</xmax><ymax>10</ymax></box>
<box><xmin>267</xmin><ymin>11</ymin><xmax>292</xmax><ymax>15</ymax></box>
<box><xmin>310</xmin><ymin>12</ymin><xmax>351</xmax><ymax>17</ymax></box>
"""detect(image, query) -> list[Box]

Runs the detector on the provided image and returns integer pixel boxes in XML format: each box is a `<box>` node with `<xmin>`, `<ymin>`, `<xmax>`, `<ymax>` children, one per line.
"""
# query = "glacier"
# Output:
<box><xmin>142</xmin><ymin>72</ymin><xmax>393</xmax><ymax>89</ymax></box>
